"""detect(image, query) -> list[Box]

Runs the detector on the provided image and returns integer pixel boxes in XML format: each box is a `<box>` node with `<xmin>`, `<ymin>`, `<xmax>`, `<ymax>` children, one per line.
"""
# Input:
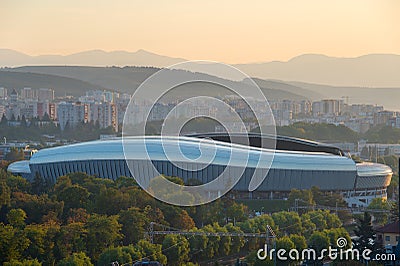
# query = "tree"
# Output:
<box><xmin>300</xmin><ymin>213</ymin><xmax>317</xmax><ymax>238</ymax></box>
<box><xmin>7</xmin><ymin>209</ymin><xmax>27</xmax><ymax>229</ymax></box>
<box><xmin>85</xmin><ymin>214</ymin><xmax>122</xmax><ymax>261</ymax></box>
<box><xmin>0</xmin><ymin>179</ymin><xmax>11</xmax><ymax>208</ymax></box>
<box><xmin>4</xmin><ymin>173</ymin><xmax>31</xmax><ymax>193</ymax></box>
<box><xmin>276</xmin><ymin>236</ymin><xmax>296</xmax><ymax>263</ymax></box>
<box><xmin>4</xmin><ymin>148</ymin><xmax>24</xmax><ymax>162</ymax></box>
<box><xmin>272</xmin><ymin>211</ymin><xmax>303</xmax><ymax>236</ymax></box>
<box><xmin>353</xmin><ymin>212</ymin><xmax>377</xmax><ymax>253</ymax></box>
<box><xmin>308</xmin><ymin>231</ymin><xmax>330</xmax><ymax>261</ymax></box>
<box><xmin>135</xmin><ymin>240</ymin><xmax>167</xmax><ymax>265</ymax></box>
<box><xmin>288</xmin><ymin>189</ymin><xmax>315</xmax><ymax>211</ymax></box>
<box><xmin>0</xmin><ymin>223</ymin><xmax>30</xmax><ymax>263</ymax></box>
<box><xmin>0</xmin><ymin>114</ymin><xmax>7</xmax><ymax>125</ymax></box>
<box><xmin>58</xmin><ymin>252</ymin><xmax>93</xmax><ymax>266</ymax></box>
<box><xmin>188</xmin><ymin>228</ymin><xmax>208</xmax><ymax>261</ymax></box>
<box><xmin>56</xmin><ymin>222</ymin><xmax>88</xmax><ymax>259</ymax></box>
<box><xmin>11</xmin><ymin>192</ymin><xmax>64</xmax><ymax>224</ymax></box>
<box><xmin>93</xmin><ymin>187</ymin><xmax>132</xmax><ymax>215</ymax></box>
<box><xmin>212</xmin><ymin>222</ymin><xmax>231</xmax><ymax>256</ymax></box>
<box><xmin>57</xmin><ymin>185</ymin><xmax>90</xmax><ymax>213</ymax></box>
<box><xmin>323</xmin><ymin>227</ymin><xmax>351</xmax><ymax>249</ymax></box>
<box><xmin>389</xmin><ymin>201</ymin><xmax>399</xmax><ymax>222</ymax></box>
<box><xmin>289</xmin><ymin>234</ymin><xmax>307</xmax><ymax>251</ymax></box>
<box><xmin>3</xmin><ymin>259</ymin><xmax>42</xmax><ymax>266</ymax></box>
<box><xmin>31</xmin><ymin>173</ymin><xmax>51</xmax><ymax>195</ymax></box>
<box><xmin>118</xmin><ymin>207</ymin><xmax>149</xmax><ymax>245</ymax></box>
<box><xmin>225</xmin><ymin>223</ymin><xmax>245</xmax><ymax>254</ymax></box>
<box><xmin>225</xmin><ymin>201</ymin><xmax>248</xmax><ymax>223</ymax></box>
<box><xmin>97</xmin><ymin>247</ymin><xmax>132</xmax><ymax>266</ymax></box>
<box><xmin>162</xmin><ymin>235</ymin><xmax>190</xmax><ymax>266</ymax></box>
<box><xmin>23</xmin><ymin>224</ymin><xmax>49</xmax><ymax>262</ymax></box>
<box><xmin>367</xmin><ymin>198</ymin><xmax>391</xmax><ymax>225</ymax></box>
<box><xmin>161</xmin><ymin>206</ymin><xmax>195</xmax><ymax>230</ymax></box>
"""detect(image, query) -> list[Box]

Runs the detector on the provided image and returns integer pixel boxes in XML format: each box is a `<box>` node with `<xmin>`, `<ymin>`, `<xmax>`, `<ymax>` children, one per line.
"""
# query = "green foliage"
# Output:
<box><xmin>58</xmin><ymin>252</ymin><xmax>93</xmax><ymax>266</ymax></box>
<box><xmin>162</xmin><ymin>235</ymin><xmax>190</xmax><ymax>266</ymax></box>
<box><xmin>308</xmin><ymin>231</ymin><xmax>330</xmax><ymax>254</ymax></box>
<box><xmin>135</xmin><ymin>240</ymin><xmax>167</xmax><ymax>265</ymax></box>
<box><xmin>288</xmin><ymin>189</ymin><xmax>315</xmax><ymax>208</ymax></box>
<box><xmin>4</xmin><ymin>173</ymin><xmax>31</xmax><ymax>193</ymax></box>
<box><xmin>56</xmin><ymin>222</ymin><xmax>88</xmax><ymax>259</ymax></box>
<box><xmin>3</xmin><ymin>258</ymin><xmax>42</xmax><ymax>266</ymax></box>
<box><xmin>367</xmin><ymin>198</ymin><xmax>391</xmax><ymax>225</ymax></box>
<box><xmin>97</xmin><ymin>247</ymin><xmax>132</xmax><ymax>266</ymax></box>
<box><xmin>57</xmin><ymin>185</ymin><xmax>90</xmax><ymax>213</ymax></box>
<box><xmin>289</xmin><ymin>234</ymin><xmax>307</xmax><ymax>251</ymax></box>
<box><xmin>276</xmin><ymin>235</ymin><xmax>295</xmax><ymax>251</ymax></box>
<box><xmin>276</xmin><ymin>122</ymin><xmax>359</xmax><ymax>142</ymax></box>
<box><xmin>364</xmin><ymin>125</ymin><xmax>400</xmax><ymax>144</ymax></box>
<box><xmin>5</xmin><ymin>148</ymin><xmax>25</xmax><ymax>162</ymax></box>
<box><xmin>0</xmin><ymin>178</ymin><xmax>11</xmax><ymax>208</ymax></box>
<box><xmin>85</xmin><ymin>214</ymin><xmax>122</xmax><ymax>261</ymax></box>
<box><xmin>389</xmin><ymin>200</ymin><xmax>399</xmax><ymax>222</ymax></box>
<box><xmin>0</xmin><ymin>171</ymin><xmax>354</xmax><ymax>264</ymax></box>
<box><xmin>234</xmin><ymin>199</ymin><xmax>292</xmax><ymax>213</ymax></box>
<box><xmin>323</xmin><ymin>227</ymin><xmax>351</xmax><ymax>249</ymax></box>
<box><xmin>118</xmin><ymin>207</ymin><xmax>149</xmax><ymax>245</ymax></box>
<box><xmin>0</xmin><ymin>223</ymin><xmax>30</xmax><ymax>263</ymax></box>
<box><xmin>353</xmin><ymin>212</ymin><xmax>377</xmax><ymax>253</ymax></box>
<box><xmin>11</xmin><ymin>192</ymin><xmax>64</xmax><ymax>224</ymax></box>
<box><xmin>7</xmin><ymin>209</ymin><xmax>27</xmax><ymax>229</ymax></box>
<box><xmin>272</xmin><ymin>211</ymin><xmax>302</xmax><ymax>236</ymax></box>
<box><xmin>0</xmin><ymin>117</ymin><xmax>115</xmax><ymax>142</ymax></box>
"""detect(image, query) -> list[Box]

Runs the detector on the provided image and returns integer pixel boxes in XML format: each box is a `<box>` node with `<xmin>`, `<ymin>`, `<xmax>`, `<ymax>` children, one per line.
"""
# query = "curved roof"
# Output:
<box><xmin>7</xmin><ymin>160</ymin><xmax>31</xmax><ymax>174</ymax></box>
<box><xmin>28</xmin><ymin>136</ymin><xmax>356</xmax><ymax>171</ymax></box>
<box><xmin>356</xmin><ymin>162</ymin><xmax>393</xmax><ymax>177</ymax></box>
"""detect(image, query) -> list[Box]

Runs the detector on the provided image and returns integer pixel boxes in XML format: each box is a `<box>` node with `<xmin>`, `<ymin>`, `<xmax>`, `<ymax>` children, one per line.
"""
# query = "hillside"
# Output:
<box><xmin>5</xmin><ymin>66</ymin><xmax>307</xmax><ymax>101</ymax></box>
<box><xmin>287</xmin><ymin>81</ymin><xmax>400</xmax><ymax>111</ymax></box>
<box><xmin>0</xmin><ymin>71</ymin><xmax>103</xmax><ymax>97</ymax></box>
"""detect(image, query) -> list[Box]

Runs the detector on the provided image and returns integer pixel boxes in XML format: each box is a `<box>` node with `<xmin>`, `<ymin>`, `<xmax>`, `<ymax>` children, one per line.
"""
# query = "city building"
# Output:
<box><xmin>90</xmin><ymin>102</ymin><xmax>118</xmax><ymax>132</ymax></box>
<box><xmin>57</xmin><ymin>102</ymin><xmax>90</xmax><ymax>130</ymax></box>
<box><xmin>376</xmin><ymin>221</ymin><xmax>400</xmax><ymax>252</ymax></box>
<box><xmin>0</xmin><ymin>87</ymin><xmax>7</xmax><ymax>99</ymax></box>
<box><xmin>37</xmin><ymin>88</ymin><xmax>55</xmax><ymax>102</ymax></box>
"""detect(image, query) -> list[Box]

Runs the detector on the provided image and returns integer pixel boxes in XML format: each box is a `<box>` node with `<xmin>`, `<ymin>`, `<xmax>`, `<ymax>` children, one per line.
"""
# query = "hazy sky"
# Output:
<box><xmin>1</xmin><ymin>0</ymin><xmax>399</xmax><ymax>63</ymax></box>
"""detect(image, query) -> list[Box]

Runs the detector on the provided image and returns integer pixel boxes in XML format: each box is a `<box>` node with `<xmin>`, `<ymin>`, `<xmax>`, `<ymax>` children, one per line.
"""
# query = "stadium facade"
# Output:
<box><xmin>8</xmin><ymin>134</ymin><xmax>392</xmax><ymax>207</ymax></box>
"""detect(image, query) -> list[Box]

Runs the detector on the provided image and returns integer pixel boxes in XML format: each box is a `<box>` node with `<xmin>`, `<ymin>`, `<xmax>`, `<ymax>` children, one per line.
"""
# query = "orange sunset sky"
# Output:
<box><xmin>0</xmin><ymin>0</ymin><xmax>399</xmax><ymax>63</ymax></box>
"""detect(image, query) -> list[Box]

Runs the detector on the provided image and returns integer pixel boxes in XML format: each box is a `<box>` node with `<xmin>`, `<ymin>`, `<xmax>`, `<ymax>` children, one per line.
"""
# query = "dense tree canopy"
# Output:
<box><xmin>0</xmin><ymin>169</ymin><xmax>374</xmax><ymax>265</ymax></box>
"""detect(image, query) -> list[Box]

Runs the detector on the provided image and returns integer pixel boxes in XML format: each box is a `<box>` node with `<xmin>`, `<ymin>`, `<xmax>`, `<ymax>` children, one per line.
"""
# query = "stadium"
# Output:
<box><xmin>8</xmin><ymin>133</ymin><xmax>392</xmax><ymax>207</ymax></box>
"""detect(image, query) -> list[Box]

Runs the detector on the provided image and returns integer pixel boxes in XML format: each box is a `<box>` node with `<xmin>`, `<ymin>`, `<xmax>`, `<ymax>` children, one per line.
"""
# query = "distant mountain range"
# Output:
<box><xmin>0</xmin><ymin>49</ymin><xmax>184</xmax><ymax>68</ymax></box>
<box><xmin>1</xmin><ymin>49</ymin><xmax>400</xmax><ymax>87</ymax></box>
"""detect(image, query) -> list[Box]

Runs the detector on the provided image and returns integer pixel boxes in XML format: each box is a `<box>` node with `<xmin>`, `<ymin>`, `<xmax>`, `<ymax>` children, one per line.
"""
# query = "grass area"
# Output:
<box><xmin>237</xmin><ymin>199</ymin><xmax>291</xmax><ymax>213</ymax></box>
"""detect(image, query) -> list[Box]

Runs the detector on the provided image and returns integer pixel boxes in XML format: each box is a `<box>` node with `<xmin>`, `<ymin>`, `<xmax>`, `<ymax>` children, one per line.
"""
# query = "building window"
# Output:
<box><xmin>385</xmin><ymin>236</ymin><xmax>390</xmax><ymax>242</ymax></box>
<box><xmin>396</xmin><ymin>236</ymin><xmax>399</xmax><ymax>242</ymax></box>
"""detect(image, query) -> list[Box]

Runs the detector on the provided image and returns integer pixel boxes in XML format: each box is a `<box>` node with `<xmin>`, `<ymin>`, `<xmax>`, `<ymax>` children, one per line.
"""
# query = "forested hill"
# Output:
<box><xmin>2</xmin><ymin>66</ymin><xmax>307</xmax><ymax>101</ymax></box>
<box><xmin>0</xmin><ymin>71</ymin><xmax>103</xmax><ymax>97</ymax></box>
